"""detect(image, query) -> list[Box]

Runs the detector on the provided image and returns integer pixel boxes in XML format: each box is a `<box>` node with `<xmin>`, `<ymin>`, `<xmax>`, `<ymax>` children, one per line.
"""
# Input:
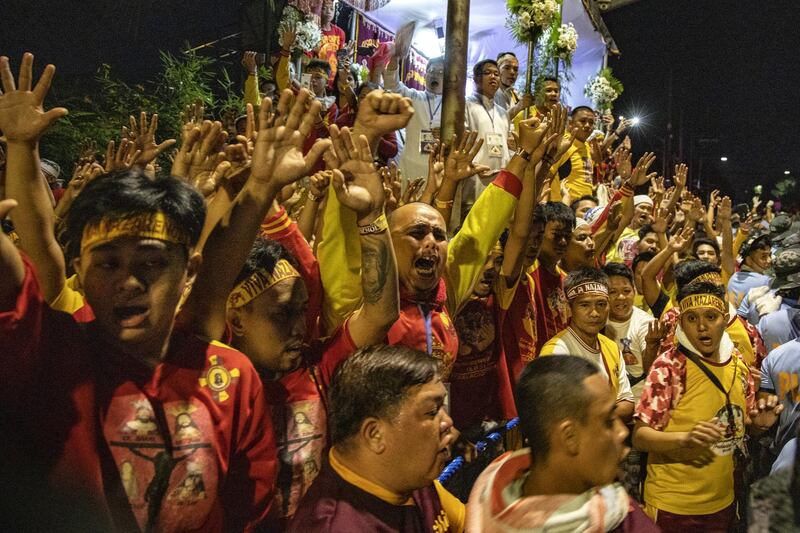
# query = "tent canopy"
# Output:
<box><xmin>356</xmin><ymin>0</ymin><xmax>614</xmax><ymax>107</ymax></box>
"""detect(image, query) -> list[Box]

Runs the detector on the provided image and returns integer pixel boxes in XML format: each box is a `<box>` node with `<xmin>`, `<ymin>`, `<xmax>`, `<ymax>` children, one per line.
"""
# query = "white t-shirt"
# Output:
<box><xmin>605</xmin><ymin>306</ymin><xmax>653</xmax><ymax>399</ymax></box>
<box><xmin>542</xmin><ymin>328</ymin><xmax>635</xmax><ymax>404</ymax></box>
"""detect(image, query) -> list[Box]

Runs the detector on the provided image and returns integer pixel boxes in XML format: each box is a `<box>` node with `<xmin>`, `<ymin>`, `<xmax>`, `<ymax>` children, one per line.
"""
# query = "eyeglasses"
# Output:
<box><xmin>480</xmin><ymin>70</ymin><xmax>500</xmax><ymax>78</ymax></box>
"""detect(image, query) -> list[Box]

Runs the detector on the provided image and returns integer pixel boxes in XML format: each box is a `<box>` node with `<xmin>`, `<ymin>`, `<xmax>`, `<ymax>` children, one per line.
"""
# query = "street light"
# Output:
<box><xmin>785</xmin><ymin>170</ymin><xmax>791</xmax><ymax>175</ymax></box>
<box><xmin>720</xmin><ymin>156</ymin><xmax>728</xmax><ymax>162</ymax></box>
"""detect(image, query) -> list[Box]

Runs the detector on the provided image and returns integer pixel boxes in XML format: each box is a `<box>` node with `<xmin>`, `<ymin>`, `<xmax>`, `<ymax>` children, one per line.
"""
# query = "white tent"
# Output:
<box><xmin>356</xmin><ymin>0</ymin><xmax>616</xmax><ymax>107</ymax></box>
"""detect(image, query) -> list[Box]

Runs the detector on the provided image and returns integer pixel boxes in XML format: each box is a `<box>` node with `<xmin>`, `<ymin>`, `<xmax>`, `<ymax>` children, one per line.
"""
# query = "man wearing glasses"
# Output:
<box><xmin>453</xmin><ymin>60</ymin><xmax>511</xmax><ymax>226</ymax></box>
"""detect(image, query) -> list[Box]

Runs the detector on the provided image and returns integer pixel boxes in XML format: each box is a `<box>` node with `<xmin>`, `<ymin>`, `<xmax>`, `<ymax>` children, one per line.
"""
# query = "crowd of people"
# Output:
<box><xmin>2</xmin><ymin>4</ymin><xmax>800</xmax><ymax>531</ymax></box>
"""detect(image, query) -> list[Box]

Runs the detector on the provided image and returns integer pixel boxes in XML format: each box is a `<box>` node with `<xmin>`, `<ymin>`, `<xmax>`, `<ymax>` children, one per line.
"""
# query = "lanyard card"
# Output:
<box><xmin>486</xmin><ymin>133</ymin><xmax>504</xmax><ymax>158</ymax></box>
<box><xmin>420</xmin><ymin>129</ymin><xmax>438</xmax><ymax>154</ymax></box>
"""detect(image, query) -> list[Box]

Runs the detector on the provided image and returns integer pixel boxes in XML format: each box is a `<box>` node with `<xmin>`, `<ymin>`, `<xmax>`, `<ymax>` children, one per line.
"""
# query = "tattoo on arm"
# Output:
<box><xmin>360</xmin><ymin>236</ymin><xmax>389</xmax><ymax>304</ymax></box>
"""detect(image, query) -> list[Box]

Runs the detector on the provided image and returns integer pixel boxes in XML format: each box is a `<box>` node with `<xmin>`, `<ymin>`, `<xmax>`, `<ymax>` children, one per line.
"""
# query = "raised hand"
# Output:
<box><xmin>68</xmin><ymin>161</ymin><xmax>105</xmax><ymax>196</ymax></box>
<box><xmin>103</xmin><ymin>139</ymin><xmax>141</xmax><ymax>173</ymax></box>
<box><xmin>673</xmin><ymin>163</ymin><xmax>688</xmax><ymax>189</ymax></box>
<box><xmin>644</xmin><ymin>319</ymin><xmax>669</xmax><ymax>350</ymax></box>
<box><xmin>668</xmin><ymin>224</ymin><xmax>694</xmax><ymax>252</ymax></box>
<box><xmin>307</xmin><ymin>170</ymin><xmax>331</xmax><ymax>201</ymax></box>
<box><xmin>443</xmin><ymin>131</ymin><xmax>491</xmax><ymax>182</ymax></box>
<box><xmin>329</xmin><ymin>125</ymin><xmax>384</xmax><ymax>223</ymax></box>
<box><xmin>171</xmin><ymin>119</ymin><xmax>227</xmax><ymax>193</ymax></box>
<box><xmin>251</xmin><ymin>89</ymin><xmax>330</xmax><ymax>191</ymax></box>
<box><xmin>548</xmin><ymin>125</ymin><xmax>579</xmax><ymax>162</ymax></box>
<box><xmin>629</xmin><ymin>152</ymin><xmax>656</xmax><ymax>187</ymax></box>
<box><xmin>717</xmin><ymin>196</ymin><xmax>732</xmax><ymax>222</ymax></box>
<box><xmin>687</xmin><ymin>197</ymin><xmax>705</xmax><ymax>223</ymax></box>
<box><xmin>241</xmin><ymin>50</ymin><xmax>259</xmax><ymax>74</ymax></box>
<box><xmin>402</xmin><ymin>176</ymin><xmax>425</xmax><ymax>206</ymax></box>
<box><xmin>0</xmin><ymin>53</ymin><xmax>68</xmax><ymax>143</ymax></box>
<box><xmin>353</xmin><ymin>89</ymin><xmax>414</xmax><ymax>141</ymax></box>
<box><xmin>651</xmin><ymin>206</ymin><xmax>671</xmax><ymax>234</ymax></box>
<box><xmin>124</xmin><ymin>111</ymin><xmax>176</xmax><ymax>166</ymax></box>
<box><xmin>749</xmin><ymin>394</ymin><xmax>784</xmax><ymax>431</ymax></box>
<box><xmin>280</xmin><ymin>22</ymin><xmax>298</xmax><ymax>52</ymax></box>
<box><xmin>181</xmin><ymin>102</ymin><xmax>205</xmax><ymax>141</ymax></box>
<box><xmin>614</xmin><ymin>146</ymin><xmax>632</xmax><ymax>181</ymax></box>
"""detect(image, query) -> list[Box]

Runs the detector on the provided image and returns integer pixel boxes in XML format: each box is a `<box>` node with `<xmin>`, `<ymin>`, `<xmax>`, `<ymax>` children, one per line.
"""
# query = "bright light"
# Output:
<box><xmin>785</xmin><ymin>170</ymin><xmax>791</xmax><ymax>175</ymax></box>
<box><xmin>631</xmin><ymin>117</ymin><xmax>640</xmax><ymax>125</ymax></box>
<box><xmin>618</xmin><ymin>115</ymin><xmax>624</xmax><ymax>120</ymax></box>
<box><xmin>720</xmin><ymin>157</ymin><xmax>728</xmax><ymax>162</ymax></box>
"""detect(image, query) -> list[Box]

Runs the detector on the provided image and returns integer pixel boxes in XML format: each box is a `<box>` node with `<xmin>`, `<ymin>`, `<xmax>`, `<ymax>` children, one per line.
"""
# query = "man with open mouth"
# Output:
<box><xmin>634</xmin><ymin>281</ymin><xmax>782</xmax><ymax>531</ymax></box>
<box><xmin>383</xmin><ymin>26</ymin><xmax>444</xmax><ymax>190</ymax></box>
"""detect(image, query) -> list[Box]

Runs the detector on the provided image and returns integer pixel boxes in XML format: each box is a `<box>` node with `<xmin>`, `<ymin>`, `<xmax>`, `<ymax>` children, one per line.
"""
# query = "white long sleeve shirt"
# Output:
<box><xmin>383</xmin><ymin>67</ymin><xmax>443</xmax><ymax>187</ymax></box>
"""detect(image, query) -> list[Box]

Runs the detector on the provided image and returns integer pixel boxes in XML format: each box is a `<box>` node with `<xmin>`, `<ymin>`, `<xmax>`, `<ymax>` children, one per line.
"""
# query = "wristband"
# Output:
<box><xmin>620</xmin><ymin>183</ymin><xmax>634</xmax><ymax>198</ymax></box>
<box><xmin>358</xmin><ymin>213</ymin><xmax>388</xmax><ymax>235</ymax></box>
<box><xmin>515</xmin><ymin>149</ymin><xmax>532</xmax><ymax>162</ymax></box>
<box><xmin>434</xmin><ymin>198</ymin><xmax>454</xmax><ymax>209</ymax></box>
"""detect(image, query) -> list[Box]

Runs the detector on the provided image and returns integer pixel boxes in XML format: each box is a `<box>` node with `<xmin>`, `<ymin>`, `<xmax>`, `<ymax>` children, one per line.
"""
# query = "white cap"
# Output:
<box><xmin>634</xmin><ymin>195</ymin><xmax>653</xmax><ymax>207</ymax></box>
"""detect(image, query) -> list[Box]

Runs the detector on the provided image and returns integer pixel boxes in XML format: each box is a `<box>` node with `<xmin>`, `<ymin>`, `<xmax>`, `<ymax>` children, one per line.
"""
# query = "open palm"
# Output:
<box><xmin>0</xmin><ymin>54</ymin><xmax>67</xmax><ymax>143</ymax></box>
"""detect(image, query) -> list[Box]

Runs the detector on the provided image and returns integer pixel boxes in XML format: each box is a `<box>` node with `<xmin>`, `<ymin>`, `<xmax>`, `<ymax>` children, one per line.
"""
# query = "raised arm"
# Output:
<box><xmin>716</xmin><ymin>196</ymin><xmax>736</xmax><ymax>278</ymax></box>
<box><xmin>180</xmin><ymin>89</ymin><xmax>330</xmax><ymax>340</ymax></box>
<box><xmin>328</xmin><ymin>126</ymin><xmax>399</xmax><ymax>346</ymax></box>
<box><xmin>641</xmin><ymin>225</ymin><xmax>693</xmax><ymax>308</ymax></box>
<box><xmin>501</xmin><ymin>108</ymin><xmax>566</xmax><ymax>285</ymax></box>
<box><xmin>0</xmin><ymin>53</ymin><xmax>68</xmax><ymax>303</ymax></box>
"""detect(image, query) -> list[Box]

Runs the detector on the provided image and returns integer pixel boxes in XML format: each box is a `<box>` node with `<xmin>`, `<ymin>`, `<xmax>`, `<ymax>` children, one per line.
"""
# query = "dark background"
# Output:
<box><xmin>2</xmin><ymin>0</ymin><xmax>797</xmax><ymax>203</ymax></box>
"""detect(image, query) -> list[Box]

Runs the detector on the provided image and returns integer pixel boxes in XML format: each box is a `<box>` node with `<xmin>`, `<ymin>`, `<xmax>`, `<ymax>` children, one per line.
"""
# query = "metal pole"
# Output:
<box><xmin>440</xmin><ymin>0</ymin><xmax>470</xmax><ymax>142</ymax></box>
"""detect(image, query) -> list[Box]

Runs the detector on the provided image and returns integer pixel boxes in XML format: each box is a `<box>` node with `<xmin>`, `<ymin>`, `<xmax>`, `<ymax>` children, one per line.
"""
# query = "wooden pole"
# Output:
<box><xmin>440</xmin><ymin>0</ymin><xmax>470</xmax><ymax>142</ymax></box>
<box><xmin>523</xmin><ymin>42</ymin><xmax>534</xmax><ymax>119</ymax></box>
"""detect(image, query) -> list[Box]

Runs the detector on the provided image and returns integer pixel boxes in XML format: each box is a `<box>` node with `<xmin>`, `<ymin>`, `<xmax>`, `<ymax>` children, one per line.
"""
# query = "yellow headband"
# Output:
<box><xmin>80</xmin><ymin>212</ymin><xmax>190</xmax><ymax>254</ymax></box>
<box><xmin>679</xmin><ymin>293</ymin><xmax>727</xmax><ymax>315</ymax></box>
<box><xmin>566</xmin><ymin>281</ymin><xmax>608</xmax><ymax>301</ymax></box>
<box><xmin>227</xmin><ymin>259</ymin><xmax>301</xmax><ymax>309</ymax></box>
<box><xmin>689</xmin><ymin>272</ymin><xmax>723</xmax><ymax>286</ymax></box>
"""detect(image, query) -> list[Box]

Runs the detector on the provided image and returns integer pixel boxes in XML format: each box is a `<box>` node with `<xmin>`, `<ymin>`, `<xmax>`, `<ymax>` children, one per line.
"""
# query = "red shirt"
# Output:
<box><xmin>1</xmin><ymin>257</ymin><xmax>277</xmax><ymax>532</ymax></box>
<box><xmin>317</xmin><ymin>25</ymin><xmax>346</xmax><ymax>86</ymax></box>
<box><xmin>499</xmin><ymin>273</ymin><xmax>538</xmax><ymax>384</ymax></box>
<box><xmin>450</xmin><ymin>295</ymin><xmax>515</xmax><ymax>429</ymax></box>
<box><xmin>531</xmin><ymin>263</ymin><xmax>569</xmax><ymax>352</ymax></box>
<box><xmin>388</xmin><ymin>280</ymin><xmax>459</xmax><ymax>380</ymax></box>
<box><xmin>263</xmin><ymin>324</ymin><xmax>357</xmax><ymax>521</ymax></box>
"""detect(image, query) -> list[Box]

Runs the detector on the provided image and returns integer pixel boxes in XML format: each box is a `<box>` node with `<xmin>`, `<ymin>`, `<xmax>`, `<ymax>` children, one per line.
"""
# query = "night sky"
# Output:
<box><xmin>2</xmin><ymin>0</ymin><xmax>798</xmax><ymax>202</ymax></box>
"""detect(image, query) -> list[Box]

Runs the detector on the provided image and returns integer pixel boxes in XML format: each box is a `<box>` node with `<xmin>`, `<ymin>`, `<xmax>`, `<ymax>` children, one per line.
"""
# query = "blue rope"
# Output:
<box><xmin>438</xmin><ymin>418</ymin><xmax>519</xmax><ymax>483</ymax></box>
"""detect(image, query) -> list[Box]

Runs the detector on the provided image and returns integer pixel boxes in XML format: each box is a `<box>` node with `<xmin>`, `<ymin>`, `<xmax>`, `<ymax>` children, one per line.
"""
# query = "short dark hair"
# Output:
<box><xmin>234</xmin><ymin>236</ymin><xmax>301</xmax><ymax>286</ymax></box>
<box><xmin>64</xmin><ymin>170</ymin><xmax>205</xmax><ymax>260</ymax></box>
<box><xmin>543</xmin><ymin>76</ymin><xmax>560</xmax><ymax>85</ymax></box>
<box><xmin>674</xmin><ymin>259</ymin><xmax>721</xmax><ymax>291</ymax></box>
<box><xmin>570</xmin><ymin>195</ymin><xmax>598</xmax><ymax>213</ymax></box>
<box><xmin>496</xmin><ymin>51</ymin><xmax>517</xmax><ymax>62</ymax></box>
<box><xmin>516</xmin><ymin>356</ymin><xmax>600</xmax><ymax>463</ymax></box>
<box><xmin>632</xmin><ymin>251</ymin><xmax>656</xmax><ymax>273</ymax></box>
<box><xmin>328</xmin><ymin>345</ymin><xmax>440</xmax><ymax>446</ymax></box>
<box><xmin>677</xmin><ymin>280</ymin><xmax>726</xmax><ymax>303</ymax></box>
<box><xmin>692</xmin><ymin>237</ymin><xmax>720</xmax><ymax>258</ymax></box>
<box><xmin>602</xmin><ymin>262</ymin><xmax>634</xmax><ymax>285</ymax></box>
<box><xmin>570</xmin><ymin>105</ymin><xmax>595</xmax><ymax>118</ymax></box>
<box><xmin>637</xmin><ymin>224</ymin><xmax>656</xmax><ymax>241</ymax></box>
<box><xmin>536</xmin><ymin>201</ymin><xmax>576</xmax><ymax>230</ymax></box>
<box><xmin>564</xmin><ymin>267</ymin><xmax>609</xmax><ymax>295</ymax></box>
<box><xmin>307</xmin><ymin>59</ymin><xmax>331</xmax><ymax>76</ymax></box>
<box><xmin>472</xmin><ymin>59</ymin><xmax>498</xmax><ymax>79</ymax></box>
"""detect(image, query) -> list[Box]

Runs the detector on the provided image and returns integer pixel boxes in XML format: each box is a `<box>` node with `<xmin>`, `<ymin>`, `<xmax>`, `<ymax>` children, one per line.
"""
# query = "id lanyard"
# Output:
<box><xmin>417</xmin><ymin>304</ymin><xmax>434</xmax><ymax>355</ymax></box>
<box><xmin>478</xmin><ymin>96</ymin><xmax>497</xmax><ymax>133</ymax></box>
<box><xmin>426</xmin><ymin>93</ymin><xmax>442</xmax><ymax>129</ymax></box>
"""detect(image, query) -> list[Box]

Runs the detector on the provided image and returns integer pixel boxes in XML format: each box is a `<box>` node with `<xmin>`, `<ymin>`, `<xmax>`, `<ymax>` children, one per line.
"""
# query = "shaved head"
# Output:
<box><xmin>389</xmin><ymin>203</ymin><xmax>449</xmax><ymax>297</ymax></box>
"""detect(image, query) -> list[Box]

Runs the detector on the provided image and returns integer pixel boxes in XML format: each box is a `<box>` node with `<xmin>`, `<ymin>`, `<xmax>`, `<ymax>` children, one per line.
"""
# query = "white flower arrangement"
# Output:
<box><xmin>278</xmin><ymin>6</ymin><xmax>322</xmax><ymax>55</ymax></box>
<box><xmin>584</xmin><ymin>68</ymin><xmax>624</xmax><ymax>111</ymax></box>
<box><xmin>555</xmin><ymin>23</ymin><xmax>578</xmax><ymax>58</ymax></box>
<box><xmin>506</xmin><ymin>0</ymin><xmax>561</xmax><ymax>43</ymax></box>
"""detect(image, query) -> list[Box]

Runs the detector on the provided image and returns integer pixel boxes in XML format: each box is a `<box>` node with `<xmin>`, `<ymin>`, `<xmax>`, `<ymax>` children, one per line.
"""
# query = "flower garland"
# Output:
<box><xmin>542</xmin><ymin>21</ymin><xmax>578</xmax><ymax>67</ymax></box>
<box><xmin>584</xmin><ymin>68</ymin><xmax>624</xmax><ymax>111</ymax></box>
<box><xmin>506</xmin><ymin>0</ymin><xmax>561</xmax><ymax>43</ymax></box>
<box><xmin>278</xmin><ymin>6</ymin><xmax>322</xmax><ymax>56</ymax></box>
